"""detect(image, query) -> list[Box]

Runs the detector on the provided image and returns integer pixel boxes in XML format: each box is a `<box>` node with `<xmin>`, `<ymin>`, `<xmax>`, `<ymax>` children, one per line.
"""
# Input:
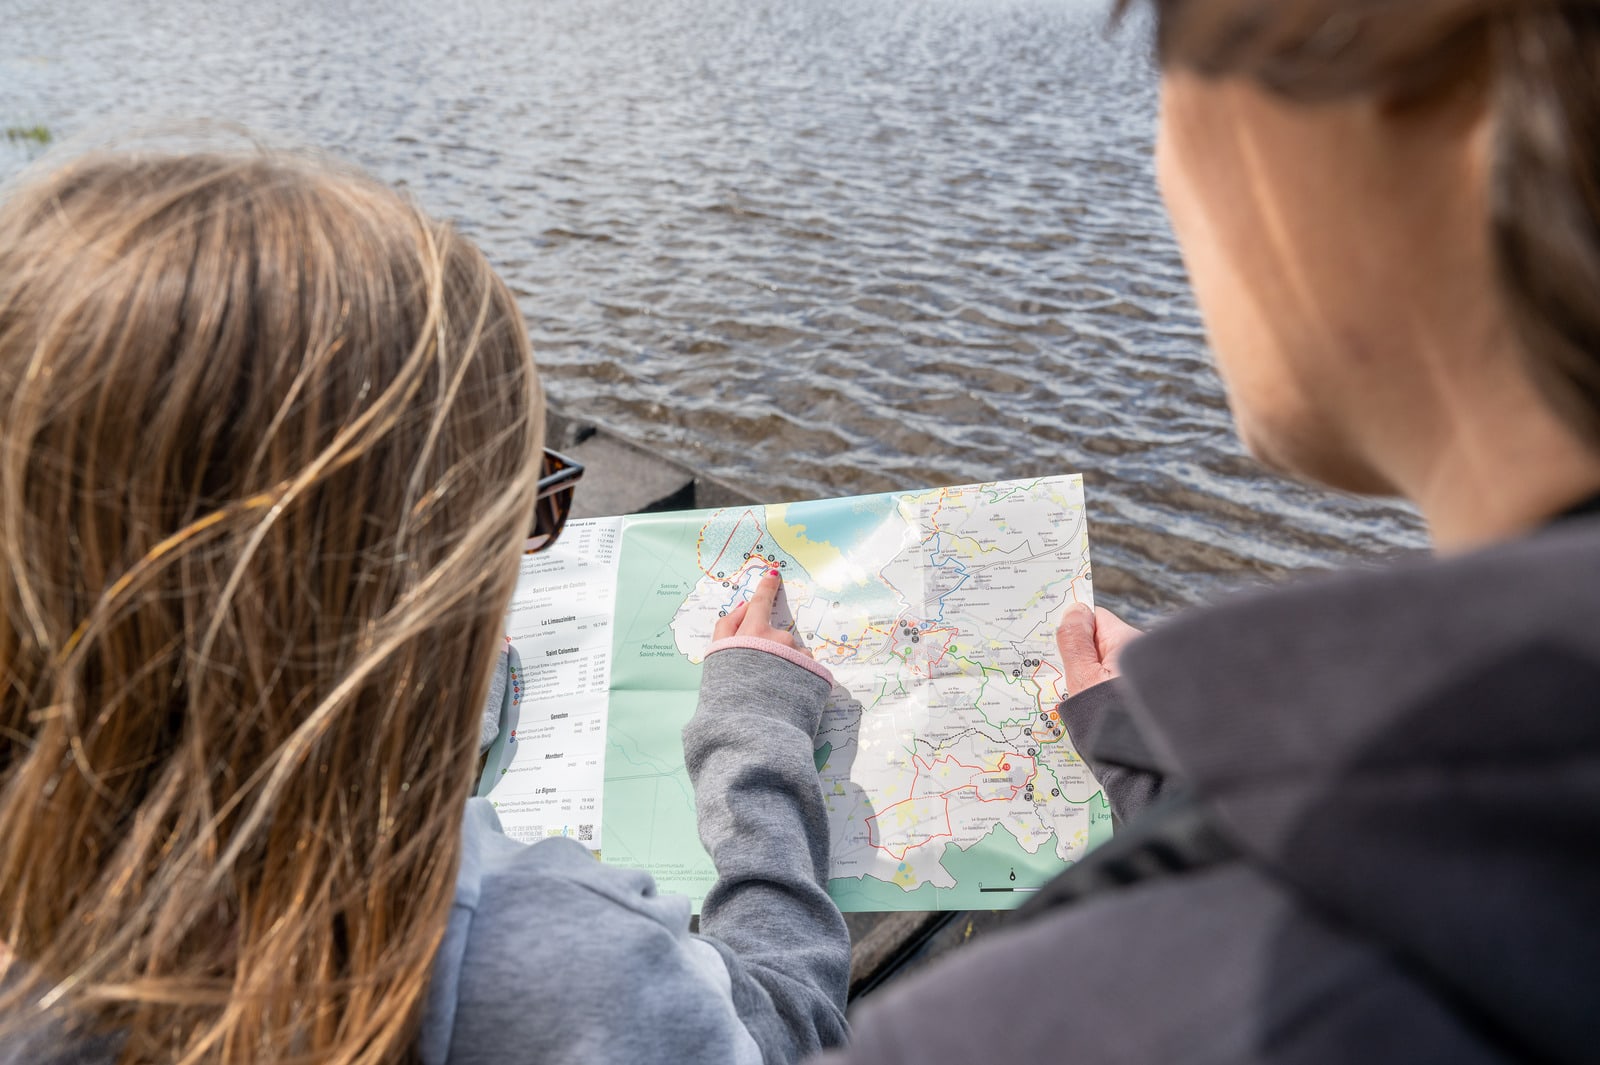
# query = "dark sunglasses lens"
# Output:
<box><xmin>526</xmin><ymin>467</ymin><xmax>577</xmax><ymax>552</ymax></box>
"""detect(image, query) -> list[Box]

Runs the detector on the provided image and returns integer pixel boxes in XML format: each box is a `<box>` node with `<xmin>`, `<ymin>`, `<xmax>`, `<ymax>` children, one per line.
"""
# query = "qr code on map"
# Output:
<box><xmin>578</xmin><ymin>824</ymin><xmax>594</xmax><ymax>842</ymax></box>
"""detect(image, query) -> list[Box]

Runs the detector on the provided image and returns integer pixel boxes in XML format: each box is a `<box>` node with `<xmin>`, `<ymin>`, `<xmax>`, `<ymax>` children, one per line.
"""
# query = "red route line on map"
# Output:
<box><xmin>697</xmin><ymin>510</ymin><xmax>772</xmax><ymax>580</ymax></box>
<box><xmin>704</xmin><ymin>490</ymin><xmax>1068</xmax><ymax>860</ymax></box>
<box><xmin>864</xmin><ymin>751</ymin><xmax>1037</xmax><ymax>861</ymax></box>
<box><xmin>885</xmin><ymin>626</ymin><xmax>956</xmax><ymax>676</ymax></box>
<box><xmin>917</xmin><ymin>490</ymin><xmax>948</xmax><ymax>545</ymax></box>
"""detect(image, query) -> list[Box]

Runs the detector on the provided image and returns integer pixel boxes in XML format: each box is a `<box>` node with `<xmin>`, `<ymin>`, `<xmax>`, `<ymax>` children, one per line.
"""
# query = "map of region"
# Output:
<box><xmin>601</xmin><ymin>475</ymin><xmax>1111</xmax><ymax>911</ymax></box>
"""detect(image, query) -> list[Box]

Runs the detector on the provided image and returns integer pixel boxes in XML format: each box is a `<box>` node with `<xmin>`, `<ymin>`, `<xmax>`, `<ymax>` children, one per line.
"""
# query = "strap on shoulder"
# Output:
<box><xmin>1016</xmin><ymin>789</ymin><xmax>1237</xmax><ymax>918</ymax></box>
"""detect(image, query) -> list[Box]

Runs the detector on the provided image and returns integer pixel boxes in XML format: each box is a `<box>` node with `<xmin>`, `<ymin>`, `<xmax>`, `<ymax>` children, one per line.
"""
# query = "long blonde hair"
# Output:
<box><xmin>0</xmin><ymin>150</ymin><xmax>543</xmax><ymax>1063</ymax></box>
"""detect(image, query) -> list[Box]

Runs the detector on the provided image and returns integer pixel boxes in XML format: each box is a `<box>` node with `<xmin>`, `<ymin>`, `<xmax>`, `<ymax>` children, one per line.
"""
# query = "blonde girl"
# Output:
<box><xmin>0</xmin><ymin>151</ymin><xmax>847</xmax><ymax>1064</ymax></box>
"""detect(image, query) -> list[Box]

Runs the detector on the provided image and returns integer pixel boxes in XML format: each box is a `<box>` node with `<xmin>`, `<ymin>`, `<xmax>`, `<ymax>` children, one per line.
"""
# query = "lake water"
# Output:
<box><xmin>1</xmin><ymin>0</ymin><xmax>1428</xmax><ymax>623</ymax></box>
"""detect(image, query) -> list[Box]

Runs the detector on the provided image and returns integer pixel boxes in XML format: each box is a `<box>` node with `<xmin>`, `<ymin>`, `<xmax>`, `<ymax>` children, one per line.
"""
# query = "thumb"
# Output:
<box><xmin>1055</xmin><ymin>602</ymin><xmax>1108</xmax><ymax>695</ymax></box>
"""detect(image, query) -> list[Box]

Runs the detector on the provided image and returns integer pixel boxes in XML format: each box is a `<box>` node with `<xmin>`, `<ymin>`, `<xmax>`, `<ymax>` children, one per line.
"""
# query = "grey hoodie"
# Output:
<box><xmin>3</xmin><ymin>645</ymin><xmax>849</xmax><ymax>1065</ymax></box>
<box><xmin>424</xmin><ymin>642</ymin><xmax>851</xmax><ymax>1064</ymax></box>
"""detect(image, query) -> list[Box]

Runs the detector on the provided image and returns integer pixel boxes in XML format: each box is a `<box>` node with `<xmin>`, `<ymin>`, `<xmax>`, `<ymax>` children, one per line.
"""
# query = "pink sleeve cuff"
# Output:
<box><xmin>706</xmin><ymin>636</ymin><xmax>835</xmax><ymax>686</ymax></box>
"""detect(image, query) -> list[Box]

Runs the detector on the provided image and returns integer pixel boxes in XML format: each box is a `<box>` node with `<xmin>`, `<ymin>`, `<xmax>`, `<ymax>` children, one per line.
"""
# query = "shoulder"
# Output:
<box><xmin>440</xmin><ymin>803</ymin><xmax>759</xmax><ymax>1065</ymax></box>
<box><xmin>834</xmin><ymin>864</ymin><xmax>1501</xmax><ymax>1065</ymax></box>
<box><xmin>1118</xmin><ymin>516</ymin><xmax>1600</xmax><ymax>789</ymax></box>
<box><xmin>468</xmin><ymin>830</ymin><xmax>695</xmax><ymax>959</ymax></box>
<box><xmin>1091</xmin><ymin>524</ymin><xmax>1600</xmax><ymax>1063</ymax></box>
<box><xmin>458</xmin><ymin>801</ymin><xmax>696</xmax><ymax>992</ymax></box>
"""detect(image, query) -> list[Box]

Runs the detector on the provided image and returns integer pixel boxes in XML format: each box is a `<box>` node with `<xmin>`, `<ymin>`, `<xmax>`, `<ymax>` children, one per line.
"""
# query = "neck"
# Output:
<box><xmin>1402</xmin><ymin>377</ymin><xmax>1600</xmax><ymax>552</ymax></box>
<box><xmin>1358</xmin><ymin>243</ymin><xmax>1600</xmax><ymax>551</ymax></box>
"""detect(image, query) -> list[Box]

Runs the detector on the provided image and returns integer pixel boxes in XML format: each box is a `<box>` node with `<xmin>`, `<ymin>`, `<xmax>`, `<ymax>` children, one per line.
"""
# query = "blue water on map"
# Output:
<box><xmin>781</xmin><ymin>492</ymin><xmax>903</xmax><ymax>553</ymax></box>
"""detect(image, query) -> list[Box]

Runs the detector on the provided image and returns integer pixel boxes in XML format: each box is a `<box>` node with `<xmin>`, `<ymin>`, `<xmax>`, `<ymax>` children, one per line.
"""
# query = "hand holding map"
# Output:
<box><xmin>1054</xmin><ymin>603</ymin><xmax>1143</xmax><ymax>693</ymax></box>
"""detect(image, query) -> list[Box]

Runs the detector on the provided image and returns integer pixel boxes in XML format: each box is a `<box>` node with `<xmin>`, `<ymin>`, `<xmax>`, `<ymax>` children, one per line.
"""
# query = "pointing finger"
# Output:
<box><xmin>740</xmin><ymin>568</ymin><xmax>782</xmax><ymax>634</ymax></box>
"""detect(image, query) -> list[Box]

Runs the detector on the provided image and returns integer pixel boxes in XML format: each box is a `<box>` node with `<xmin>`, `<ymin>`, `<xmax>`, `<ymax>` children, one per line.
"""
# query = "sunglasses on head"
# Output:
<box><xmin>524</xmin><ymin>448</ymin><xmax>585</xmax><ymax>553</ymax></box>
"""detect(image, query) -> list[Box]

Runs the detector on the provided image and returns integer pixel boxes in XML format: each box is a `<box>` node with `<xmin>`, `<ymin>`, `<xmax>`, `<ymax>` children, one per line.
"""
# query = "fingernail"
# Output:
<box><xmin>768</xmin><ymin>568</ymin><xmax>780</xmax><ymax>577</ymax></box>
<box><xmin>1068</xmin><ymin>602</ymin><xmax>1091</xmax><ymax>616</ymax></box>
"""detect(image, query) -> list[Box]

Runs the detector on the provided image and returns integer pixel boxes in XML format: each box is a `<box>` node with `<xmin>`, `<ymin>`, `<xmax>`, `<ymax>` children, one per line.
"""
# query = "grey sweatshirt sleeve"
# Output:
<box><xmin>473</xmin><ymin>643</ymin><xmax>522</xmax><ymax>796</ymax></box>
<box><xmin>684</xmin><ymin>647</ymin><xmax>852</xmax><ymax>1063</ymax></box>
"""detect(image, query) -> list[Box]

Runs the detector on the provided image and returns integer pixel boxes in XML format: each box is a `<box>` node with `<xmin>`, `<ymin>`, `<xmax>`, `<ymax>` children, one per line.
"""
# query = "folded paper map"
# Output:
<box><xmin>482</xmin><ymin>475</ymin><xmax>1110</xmax><ymax>911</ymax></box>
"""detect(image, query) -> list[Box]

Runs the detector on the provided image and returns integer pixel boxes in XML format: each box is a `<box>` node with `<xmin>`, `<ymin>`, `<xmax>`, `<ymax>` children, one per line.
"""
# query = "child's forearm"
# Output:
<box><xmin>684</xmin><ymin>646</ymin><xmax>851</xmax><ymax>1064</ymax></box>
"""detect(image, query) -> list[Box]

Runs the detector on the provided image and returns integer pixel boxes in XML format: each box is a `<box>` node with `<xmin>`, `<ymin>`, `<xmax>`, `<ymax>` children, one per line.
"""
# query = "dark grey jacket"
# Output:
<box><xmin>819</xmin><ymin>511</ymin><xmax>1600</xmax><ymax>1064</ymax></box>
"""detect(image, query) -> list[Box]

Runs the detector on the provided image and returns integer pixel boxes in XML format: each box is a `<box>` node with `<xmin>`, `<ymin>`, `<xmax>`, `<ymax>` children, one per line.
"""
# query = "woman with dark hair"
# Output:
<box><xmin>818</xmin><ymin>2</ymin><xmax>1600</xmax><ymax>1062</ymax></box>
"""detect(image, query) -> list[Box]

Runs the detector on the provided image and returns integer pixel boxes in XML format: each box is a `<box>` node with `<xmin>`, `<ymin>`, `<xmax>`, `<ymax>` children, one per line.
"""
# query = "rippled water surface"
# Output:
<box><xmin>2</xmin><ymin>0</ymin><xmax>1428</xmax><ymax>621</ymax></box>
